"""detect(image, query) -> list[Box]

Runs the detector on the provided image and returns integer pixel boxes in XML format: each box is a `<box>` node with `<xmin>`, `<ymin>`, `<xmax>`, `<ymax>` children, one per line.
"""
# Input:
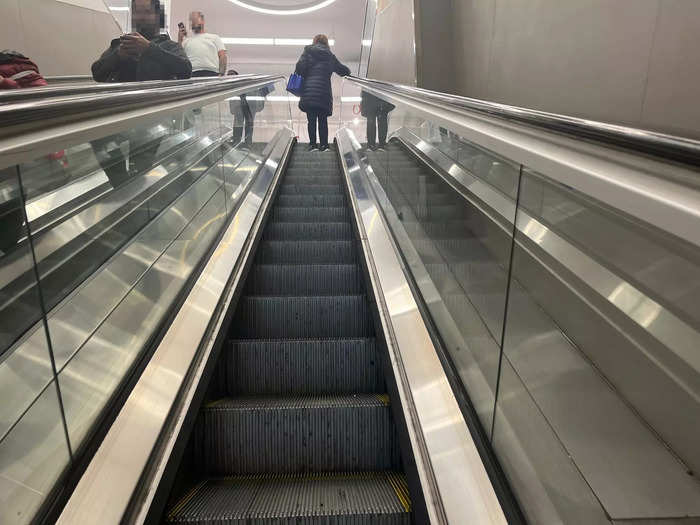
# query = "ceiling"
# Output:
<box><xmin>169</xmin><ymin>0</ymin><xmax>368</xmax><ymax>65</ymax></box>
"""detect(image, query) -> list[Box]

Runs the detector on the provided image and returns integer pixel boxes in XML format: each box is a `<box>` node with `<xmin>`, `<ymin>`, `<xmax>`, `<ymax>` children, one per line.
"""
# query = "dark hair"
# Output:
<box><xmin>132</xmin><ymin>0</ymin><xmax>161</xmax><ymax>11</ymax></box>
<box><xmin>312</xmin><ymin>34</ymin><xmax>329</xmax><ymax>46</ymax></box>
<box><xmin>132</xmin><ymin>0</ymin><xmax>164</xmax><ymax>29</ymax></box>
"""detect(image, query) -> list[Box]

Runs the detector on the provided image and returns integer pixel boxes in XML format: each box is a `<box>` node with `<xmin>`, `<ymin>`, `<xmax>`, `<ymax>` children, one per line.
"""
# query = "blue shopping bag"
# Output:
<box><xmin>286</xmin><ymin>73</ymin><xmax>303</xmax><ymax>96</ymax></box>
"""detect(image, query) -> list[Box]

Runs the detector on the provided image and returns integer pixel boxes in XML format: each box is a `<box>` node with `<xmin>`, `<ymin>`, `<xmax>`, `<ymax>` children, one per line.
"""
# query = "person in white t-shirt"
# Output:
<box><xmin>178</xmin><ymin>11</ymin><xmax>227</xmax><ymax>77</ymax></box>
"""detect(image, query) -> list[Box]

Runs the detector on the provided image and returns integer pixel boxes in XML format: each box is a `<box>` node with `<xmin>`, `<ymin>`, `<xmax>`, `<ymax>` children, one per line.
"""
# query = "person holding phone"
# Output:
<box><xmin>178</xmin><ymin>11</ymin><xmax>227</xmax><ymax>77</ymax></box>
<box><xmin>92</xmin><ymin>0</ymin><xmax>191</xmax><ymax>83</ymax></box>
<box><xmin>90</xmin><ymin>0</ymin><xmax>191</xmax><ymax>188</ymax></box>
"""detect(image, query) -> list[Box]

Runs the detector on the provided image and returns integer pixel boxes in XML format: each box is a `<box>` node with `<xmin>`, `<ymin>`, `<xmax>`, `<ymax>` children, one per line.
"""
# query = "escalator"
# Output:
<box><xmin>163</xmin><ymin>145</ymin><xmax>412</xmax><ymax>524</ymax></box>
<box><xmin>8</xmin><ymin>74</ymin><xmax>698</xmax><ymax>525</ymax></box>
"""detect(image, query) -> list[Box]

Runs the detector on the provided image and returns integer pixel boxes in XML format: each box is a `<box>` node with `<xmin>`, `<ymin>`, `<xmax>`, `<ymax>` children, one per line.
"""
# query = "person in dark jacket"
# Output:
<box><xmin>92</xmin><ymin>0</ymin><xmax>191</xmax><ymax>82</ymax></box>
<box><xmin>361</xmin><ymin>90</ymin><xmax>395</xmax><ymax>150</ymax></box>
<box><xmin>91</xmin><ymin>0</ymin><xmax>192</xmax><ymax>187</ymax></box>
<box><xmin>294</xmin><ymin>34</ymin><xmax>350</xmax><ymax>151</ymax></box>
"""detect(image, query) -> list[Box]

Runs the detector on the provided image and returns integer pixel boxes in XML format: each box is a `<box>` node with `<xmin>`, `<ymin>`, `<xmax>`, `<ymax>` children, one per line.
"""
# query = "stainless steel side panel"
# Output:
<box><xmin>56</xmin><ymin>128</ymin><xmax>295</xmax><ymax>525</ymax></box>
<box><xmin>336</xmin><ymin>128</ymin><xmax>507</xmax><ymax>525</ymax></box>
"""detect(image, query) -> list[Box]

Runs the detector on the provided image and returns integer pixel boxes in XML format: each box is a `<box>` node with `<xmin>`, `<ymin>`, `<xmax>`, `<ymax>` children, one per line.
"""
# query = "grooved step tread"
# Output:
<box><xmin>224</xmin><ymin>337</ymin><xmax>382</xmax><ymax>395</ymax></box>
<box><xmin>270</xmin><ymin>206</ymin><xmax>350</xmax><ymax>222</ymax></box>
<box><xmin>263</xmin><ymin>221</ymin><xmax>353</xmax><ymax>241</ymax></box>
<box><xmin>232</xmin><ymin>295</ymin><xmax>373</xmax><ymax>338</ymax></box>
<box><xmin>204</xmin><ymin>393</ymin><xmax>390</xmax><ymax>410</ymax></box>
<box><xmin>195</xmin><ymin>394</ymin><xmax>400</xmax><ymax>473</ymax></box>
<box><xmin>280</xmin><ymin>183</ymin><xmax>343</xmax><ymax>195</ymax></box>
<box><xmin>166</xmin><ymin>472</ymin><xmax>411</xmax><ymax>524</ymax></box>
<box><xmin>245</xmin><ymin>264</ymin><xmax>363</xmax><ymax>295</ymax></box>
<box><xmin>277</xmin><ymin>194</ymin><xmax>346</xmax><ymax>207</ymax></box>
<box><xmin>256</xmin><ymin>240</ymin><xmax>356</xmax><ymax>264</ymax></box>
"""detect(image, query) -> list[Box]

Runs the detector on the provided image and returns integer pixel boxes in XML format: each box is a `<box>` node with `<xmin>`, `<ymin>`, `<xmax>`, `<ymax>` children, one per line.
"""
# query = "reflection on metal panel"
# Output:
<box><xmin>0</xmin><ymin>380</ymin><xmax>72</xmax><ymax>524</ymax></box>
<box><xmin>58</xmin><ymin>128</ymin><xmax>295</xmax><ymax>525</ymax></box>
<box><xmin>337</xmin><ymin>128</ymin><xmax>507</xmax><ymax>525</ymax></box>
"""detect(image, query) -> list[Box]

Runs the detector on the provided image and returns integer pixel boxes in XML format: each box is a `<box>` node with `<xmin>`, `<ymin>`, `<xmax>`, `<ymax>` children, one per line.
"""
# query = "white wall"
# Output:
<box><xmin>450</xmin><ymin>0</ymin><xmax>700</xmax><ymax>138</ymax></box>
<box><xmin>2</xmin><ymin>0</ymin><xmax>121</xmax><ymax>76</ymax></box>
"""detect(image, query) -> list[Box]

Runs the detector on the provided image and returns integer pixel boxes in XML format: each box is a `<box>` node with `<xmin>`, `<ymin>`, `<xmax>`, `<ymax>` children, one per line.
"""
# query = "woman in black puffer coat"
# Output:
<box><xmin>295</xmin><ymin>34</ymin><xmax>351</xmax><ymax>151</ymax></box>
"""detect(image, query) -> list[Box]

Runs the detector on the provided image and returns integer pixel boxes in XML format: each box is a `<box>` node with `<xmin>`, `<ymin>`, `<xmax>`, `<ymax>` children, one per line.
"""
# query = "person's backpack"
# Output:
<box><xmin>0</xmin><ymin>50</ymin><xmax>47</xmax><ymax>88</ymax></box>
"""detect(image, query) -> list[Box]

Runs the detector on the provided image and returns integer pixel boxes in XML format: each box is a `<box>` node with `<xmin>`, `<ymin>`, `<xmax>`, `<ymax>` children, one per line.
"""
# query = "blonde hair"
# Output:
<box><xmin>312</xmin><ymin>34</ymin><xmax>329</xmax><ymax>46</ymax></box>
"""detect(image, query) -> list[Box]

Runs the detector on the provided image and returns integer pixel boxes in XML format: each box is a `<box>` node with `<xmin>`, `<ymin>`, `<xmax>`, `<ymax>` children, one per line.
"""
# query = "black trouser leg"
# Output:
<box><xmin>318</xmin><ymin>114</ymin><xmax>329</xmax><ymax>148</ymax></box>
<box><xmin>307</xmin><ymin>111</ymin><xmax>318</xmax><ymax>145</ymax></box>
<box><xmin>366</xmin><ymin>113</ymin><xmax>377</xmax><ymax>147</ymax></box>
<box><xmin>378</xmin><ymin>111</ymin><xmax>388</xmax><ymax>147</ymax></box>
<box><xmin>231</xmin><ymin>103</ymin><xmax>244</xmax><ymax>144</ymax></box>
<box><xmin>91</xmin><ymin>136</ymin><xmax>129</xmax><ymax>188</ymax></box>
<box><xmin>133</xmin><ymin>137</ymin><xmax>162</xmax><ymax>174</ymax></box>
<box><xmin>243</xmin><ymin>106</ymin><xmax>254</xmax><ymax>146</ymax></box>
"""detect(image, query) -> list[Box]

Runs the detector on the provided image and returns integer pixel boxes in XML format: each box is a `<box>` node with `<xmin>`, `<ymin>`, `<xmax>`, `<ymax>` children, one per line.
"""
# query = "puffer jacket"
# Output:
<box><xmin>0</xmin><ymin>50</ymin><xmax>48</xmax><ymax>88</ymax></box>
<box><xmin>294</xmin><ymin>43</ymin><xmax>350</xmax><ymax>116</ymax></box>
<box><xmin>92</xmin><ymin>34</ymin><xmax>191</xmax><ymax>82</ymax></box>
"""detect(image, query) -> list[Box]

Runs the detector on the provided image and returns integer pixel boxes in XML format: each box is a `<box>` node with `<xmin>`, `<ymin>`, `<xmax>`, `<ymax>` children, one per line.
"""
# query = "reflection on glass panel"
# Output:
<box><xmin>349</xmin><ymin>82</ymin><xmax>519</xmax><ymax>432</ymax></box>
<box><xmin>0</xmin><ymin>166</ymin><xmax>58</xmax><ymax>445</ymax></box>
<box><xmin>494</xmin><ymin>170</ymin><xmax>700</xmax><ymax>522</ymax></box>
<box><xmin>0</xmin><ymin>381</ymin><xmax>71</xmax><ymax>524</ymax></box>
<box><xmin>0</xmin><ymin>77</ymin><xmax>291</xmax><ymax>525</ymax></box>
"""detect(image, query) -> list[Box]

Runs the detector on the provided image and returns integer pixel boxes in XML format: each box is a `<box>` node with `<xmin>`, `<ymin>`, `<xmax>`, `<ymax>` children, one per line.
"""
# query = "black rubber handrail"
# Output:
<box><xmin>347</xmin><ymin>76</ymin><xmax>700</xmax><ymax>168</ymax></box>
<box><xmin>0</xmin><ymin>75</ymin><xmax>283</xmax><ymax>136</ymax></box>
<box><xmin>0</xmin><ymin>74</ymin><xmax>259</xmax><ymax>102</ymax></box>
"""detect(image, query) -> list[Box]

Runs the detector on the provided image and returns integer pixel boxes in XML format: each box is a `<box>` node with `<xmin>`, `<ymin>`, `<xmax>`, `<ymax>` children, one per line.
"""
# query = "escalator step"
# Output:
<box><xmin>233</xmin><ymin>295</ymin><xmax>373</xmax><ymax>338</ymax></box>
<box><xmin>165</xmin><ymin>472</ymin><xmax>410</xmax><ymax>524</ymax></box>
<box><xmin>284</xmin><ymin>172</ymin><xmax>341</xmax><ymax>182</ymax></box>
<box><xmin>277</xmin><ymin>194</ymin><xmax>345</xmax><ymax>207</ymax></box>
<box><xmin>224</xmin><ymin>338</ymin><xmax>382</xmax><ymax>394</ymax></box>
<box><xmin>256</xmin><ymin>240</ymin><xmax>355</xmax><ymax>264</ymax></box>
<box><xmin>280</xmin><ymin>184</ymin><xmax>343</xmax><ymax>195</ymax></box>
<box><xmin>195</xmin><ymin>394</ymin><xmax>400</xmax><ymax>474</ymax></box>
<box><xmin>245</xmin><ymin>264</ymin><xmax>363</xmax><ymax>295</ymax></box>
<box><xmin>263</xmin><ymin>222</ymin><xmax>352</xmax><ymax>241</ymax></box>
<box><xmin>270</xmin><ymin>206</ymin><xmax>349</xmax><ymax>222</ymax></box>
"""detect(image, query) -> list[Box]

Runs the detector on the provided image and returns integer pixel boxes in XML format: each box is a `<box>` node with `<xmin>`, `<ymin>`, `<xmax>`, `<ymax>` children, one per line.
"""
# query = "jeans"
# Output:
<box><xmin>306</xmin><ymin>110</ymin><xmax>329</xmax><ymax>147</ymax></box>
<box><xmin>366</xmin><ymin>109</ymin><xmax>388</xmax><ymax>147</ymax></box>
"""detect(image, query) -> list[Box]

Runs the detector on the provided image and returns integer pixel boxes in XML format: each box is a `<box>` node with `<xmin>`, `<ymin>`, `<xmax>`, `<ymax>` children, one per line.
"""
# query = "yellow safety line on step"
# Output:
<box><xmin>168</xmin><ymin>480</ymin><xmax>207</xmax><ymax>518</ymax></box>
<box><xmin>386</xmin><ymin>472</ymin><xmax>412</xmax><ymax>513</ymax></box>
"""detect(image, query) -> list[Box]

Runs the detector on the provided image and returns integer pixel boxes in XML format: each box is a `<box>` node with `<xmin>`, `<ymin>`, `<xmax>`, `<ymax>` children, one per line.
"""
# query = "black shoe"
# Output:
<box><xmin>376</xmin><ymin>145</ymin><xmax>386</xmax><ymax>152</ymax></box>
<box><xmin>306</xmin><ymin>144</ymin><xmax>317</xmax><ymax>152</ymax></box>
<box><xmin>318</xmin><ymin>145</ymin><xmax>329</xmax><ymax>152</ymax></box>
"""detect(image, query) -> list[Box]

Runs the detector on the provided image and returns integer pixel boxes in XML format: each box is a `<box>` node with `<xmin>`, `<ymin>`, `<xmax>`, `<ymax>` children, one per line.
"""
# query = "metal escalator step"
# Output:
<box><xmin>233</xmin><ymin>295</ymin><xmax>373</xmax><ymax>338</ymax></box>
<box><xmin>256</xmin><ymin>240</ymin><xmax>355</xmax><ymax>264</ymax></box>
<box><xmin>225</xmin><ymin>338</ymin><xmax>382</xmax><ymax>394</ymax></box>
<box><xmin>196</xmin><ymin>394</ymin><xmax>400</xmax><ymax>474</ymax></box>
<box><xmin>284</xmin><ymin>173</ymin><xmax>341</xmax><ymax>182</ymax></box>
<box><xmin>245</xmin><ymin>264</ymin><xmax>363</xmax><ymax>295</ymax></box>
<box><xmin>263</xmin><ymin>221</ymin><xmax>352</xmax><ymax>241</ymax></box>
<box><xmin>166</xmin><ymin>472</ymin><xmax>411</xmax><ymax>524</ymax></box>
<box><xmin>270</xmin><ymin>206</ymin><xmax>349</xmax><ymax>222</ymax></box>
<box><xmin>276</xmin><ymin>194</ymin><xmax>345</xmax><ymax>208</ymax></box>
<box><xmin>280</xmin><ymin>184</ymin><xmax>343</xmax><ymax>195</ymax></box>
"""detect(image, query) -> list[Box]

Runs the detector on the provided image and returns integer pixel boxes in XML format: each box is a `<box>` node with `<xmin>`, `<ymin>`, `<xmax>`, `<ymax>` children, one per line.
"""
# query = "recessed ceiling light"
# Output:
<box><xmin>222</xmin><ymin>37</ymin><xmax>274</xmax><ymax>45</ymax></box>
<box><xmin>362</xmin><ymin>40</ymin><xmax>372</xmax><ymax>46</ymax></box>
<box><xmin>109</xmin><ymin>6</ymin><xmax>130</xmax><ymax>11</ymax></box>
<box><xmin>221</xmin><ymin>37</ymin><xmax>335</xmax><ymax>46</ymax></box>
<box><xmin>227</xmin><ymin>0</ymin><xmax>338</xmax><ymax>16</ymax></box>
